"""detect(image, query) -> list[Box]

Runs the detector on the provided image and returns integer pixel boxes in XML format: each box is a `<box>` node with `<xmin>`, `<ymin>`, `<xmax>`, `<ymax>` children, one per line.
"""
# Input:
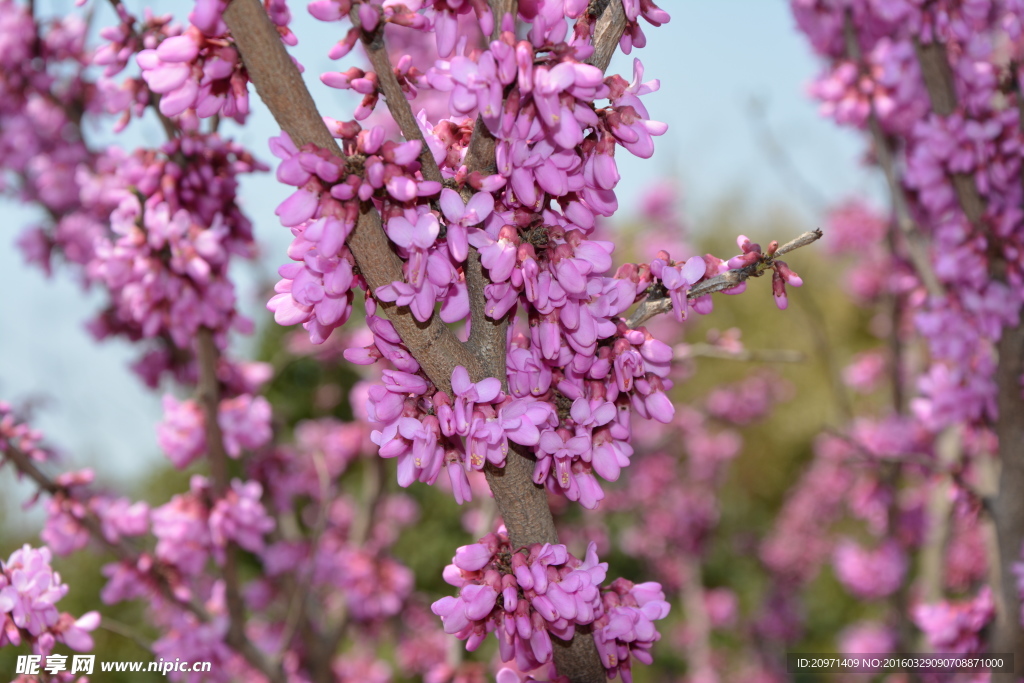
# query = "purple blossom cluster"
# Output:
<box><xmin>158</xmin><ymin>392</ymin><xmax>272</xmax><ymax>468</ymax></box>
<box><xmin>788</xmin><ymin>1</ymin><xmax>1024</xmax><ymax>666</ymax></box>
<box><xmin>432</xmin><ymin>528</ymin><xmax>668</xmax><ymax>682</ymax></box>
<box><xmin>1</xmin><ymin>0</ymin><xmax>270</xmax><ymax>394</ymax></box>
<box><xmin>250</xmin><ymin>0</ymin><xmax>798</xmax><ymax>515</ymax></box>
<box><xmin>0</xmin><ymin>0</ymin><xmax>830</xmax><ymax>680</ymax></box>
<box><xmin>0</xmin><ymin>545</ymin><xmax>99</xmax><ymax>656</ymax></box>
<box><xmin>832</xmin><ymin>538</ymin><xmax>908</xmax><ymax>600</ymax></box>
<box><xmin>83</xmin><ymin>135</ymin><xmax>263</xmax><ymax>349</ymax></box>
<box><xmin>912</xmin><ymin>587</ymin><xmax>995</xmax><ymax>655</ymax></box>
<box><xmin>137</xmin><ymin>26</ymin><xmax>250</xmax><ymax>122</ymax></box>
<box><xmin>41</xmin><ymin>469</ymin><xmax>149</xmax><ymax>556</ymax></box>
<box><xmin>0</xmin><ymin>402</ymin><xmax>49</xmax><ymax>463</ymax></box>
<box><xmin>592</xmin><ymin>578</ymin><xmax>670</xmax><ymax>683</ymax></box>
<box><xmin>151</xmin><ymin>475</ymin><xmax>274</xmax><ymax>576</ymax></box>
<box><xmin>798</xmin><ymin>0</ymin><xmax>1024</xmax><ymax>432</ymax></box>
<box><xmin>100</xmin><ymin>0</ymin><xmax>294</xmax><ymax>127</ymax></box>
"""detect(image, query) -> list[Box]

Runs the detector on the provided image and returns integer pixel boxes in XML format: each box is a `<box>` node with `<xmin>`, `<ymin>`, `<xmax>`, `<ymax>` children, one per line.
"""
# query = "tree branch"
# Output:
<box><xmin>99</xmin><ymin>616</ymin><xmax>155</xmax><ymax>653</ymax></box>
<box><xmin>908</xmin><ymin>33</ymin><xmax>1024</xmax><ymax>679</ymax></box>
<box><xmin>675</xmin><ymin>343</ymin><xmax>805</xmax><ymax>364</ymax></box>
<box><xmin>992</xmin><ymin>322</ymin><xmax>1024</xmax><ymax>676</ymax></box>
<box><xmin>196</xmin><ymin>329</ymin><xmax>286</xmax><ymax>683</ymax></box>
<box><xmin>627</xmin><ymin>229</ymin><xmax>823</xmax><ymax>329</ymax></box>
<box><xmin>195</xmin><ymin>330</ymin><xmax>243</xmax><ymax>636</ymax></box>
<box><xmin>274</xmin><ymin>450</ymin><xmax>331</xmax><ymax>666</ymax></box>
<box><xmin>842</xmin><ymin>15</ymin><xmax>945</xmax><ymax>298</ymax></box>
<box><xmin>460</xmin><ymin>128</ymin><xmax>509</xmax><ymax>379</ymax></box>
<box><xmin>913</xmin><ymin>40</ymin><xmax>986</xmax><ymax>227</ymax></box>
<box><xmin>0</xmin><ymin>445</ymin><xmax>213</xmax><ymax>622</ymax></box>
<box><xmin>353</xmin><ymin>6</ymin><xmax>509</xmax><ymax>384</ymax></box>
<box><xmin>356</xmin><ymin>8</ymin><xmax>442</xmax><ymax>184</ymax></box>
<box><xmin>586</xmin><ymin>0</ymin><xmax>626</xmax><ymax>72</ymax></box>
<box><xmin>223</xmin><ymin>0</ymin><xmax>479</xmax><ymax>393</ymax></box>
<box><xmin>487</xmin><ymin>0</ymin><xmax>518</xmax><ymax>41</ymax></box>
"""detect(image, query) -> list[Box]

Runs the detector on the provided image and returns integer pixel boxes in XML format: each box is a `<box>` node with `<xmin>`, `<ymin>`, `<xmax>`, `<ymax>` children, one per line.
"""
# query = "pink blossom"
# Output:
<box><xmin>451</xmin><ymin>365</ymin><xmax>503</xmax><ymax>436</ymax></box>
<box><xmin>209</xmin><ymin>479</ymin><xmax>275</xmax><ymax>554</ymax></box>
<box><xmin>833</xmin><ymin>539</ymin><xmax>907</xmax><ymax>600</ymax></box>
<box><xmin>912</xmin><ymin>588</ymin><xmax>994</xmax><ymax>654</ymax></box>
<box><xmin>650</xmin><ymin>255</ymin><xmax>706</xmax><ymax>323</ymax></box>
<box><xmin>157</xmin><ymin>395</ymin><xmax>207</xmax><ymax>469</ymax></box>
<box><xmin>0</xmin><ymin>545</ymin><xmax>66</xmax><ymax>637</ymax></box>
<box><xmin>218</xmin><ymin>394</ymin><xmax>273</xmax><ymax>457</ymax></box>
<box><xmin>440</xmin><ymin>188</ymin><xmax>494</xmax><ymax>263</ymax></box>
<box><xmin>151</xmin><ymin>477</ymin><xmax>213</xmax><ymax>576</ymax></box>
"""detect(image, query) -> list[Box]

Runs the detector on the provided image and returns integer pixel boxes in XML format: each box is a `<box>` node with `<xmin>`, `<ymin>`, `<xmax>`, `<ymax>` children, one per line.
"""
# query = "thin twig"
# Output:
<box><xmin>675</xmin><ymin>344</ymin><xmax>805</xmax><ymax>364</ymax></box>
<box><xmin>99</xmin><ymin>616</ymin><xmax>155</xmax><ymax>652</ymax></box>
<box><xmin>824</xmin><ymin>427</ymin><xmax>990</xmax><ymax>510</ymax></box>
<box><xmin>687</xmin><ymin>228</ymin><xmax>820</xmax><ymax>298</ymax></box>
<box><xmin>680</xmin><ymin>558</ymin><xmax>713</xmax><ymax>682</ymax></box>
<box><xmin>842</xmin><ymin>14</ymin><xmax>945</xmax><ymax>298</ymax></box>
<box><xmin>196</xmin><ymin>329</ymin><xmax>285</xmax><ymax>683</ymax></box>
<box><xmin>274</xmin><ymin>450</ymin><xmax>332</xmax><ymax>663</ymax></box>
<box><xmin>356</xmin><ymin>7</ymin><xmax>442</xmax><ymax>184</ymax></box>
<box><xmin>319</xmin><ymin>458</ymin><xmax>387</xmax><ymax>670</ymax></box>
<box><xmin>104</xmin><ymin>0</ymin><xmax>180</xmax><ymax>141</ymax></box>
<box><xmin>797</xmin><ymin>287</ymin><xmax>854</xmax><ymax>423</ymax></box>
<box><xmin>0</xmin><ymin>445</ymin><xmax>210</xmax><ymax>619</ymax></box>
<box><xmin>918</xmin><ymin>428</ymin><xmax>960</xmax><ymax>604</ymax></box>
<box><xmin>746</xmin><ymin>97</ymin><xmax>829</xmax><ymax>212</ymax></box>
<box><xmin>627</xmin><ymin>229</ymin><xmax>823</xmax><ymax>329</ymax></box>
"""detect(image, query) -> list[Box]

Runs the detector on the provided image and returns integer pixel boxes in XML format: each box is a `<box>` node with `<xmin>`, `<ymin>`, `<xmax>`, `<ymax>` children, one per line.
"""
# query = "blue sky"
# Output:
<box><xmin>0</xmin><ymin>0</ymin><xmax>884</xmax><ymax>493</ymax></box>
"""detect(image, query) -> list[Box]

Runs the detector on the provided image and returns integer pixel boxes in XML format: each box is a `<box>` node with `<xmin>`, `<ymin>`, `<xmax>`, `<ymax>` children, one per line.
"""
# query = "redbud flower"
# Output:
<box><xmin>451</xmin><ymin>366</ymin><xmax>503</xmax><ymax>436</ymax></box>
<box><xmin>157</xmin><ymin>395</ymin><xmax>206</xmax><ymax>469</ymax></box>
<box><xmin>217</xmin><ymin>394</ymin><xmax>272</xmax><ymax>458</ymax></box>
<box><xmin>0</xmin><ymin>545</ymin><xmax>67</xmax><ymax>637</ymax></box>
<box><xmin>209</xmin><ymin>479</ymin><xmax>275</xmax><ymax>554</ymax></box>
<box><xmin>440</xmin><ymin>189</ymin><xmax>495</xmax><ymax>263</ymax></box>
<box><xmin>650</xmin><ymin>255</ymin><xmax>705</xmax><ymax>323</ymax></box>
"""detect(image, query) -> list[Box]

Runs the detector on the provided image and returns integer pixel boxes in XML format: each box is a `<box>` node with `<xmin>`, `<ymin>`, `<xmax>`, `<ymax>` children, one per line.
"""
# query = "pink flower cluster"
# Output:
<box><xmin>912</xmin><ymin>587</ymin><xmax>995</xmax><ymax>655</ymax></box>
<box><xmin>0</xmin><ymin>0</ymin><xmax>94</xmax><ymax>264</ymax></box>
<box><xmin>0</xmin><ymin>402</ymin><xmax>49</xmax><ymax>463</ymax></box>
<box><xmin>251</xmin><ymin>0</ymin><xmax>775</xmax><ymax>512</ymax></box>
<box><xmin>83</xmin><ymin>135</ymin><xmax>262</xmax><ymax>349</ymax></box>
<box><xmin>432</xmin><ymin>528</ymin><xmax>668</xmax><ymax>680</ymax></box>
<box><xmin>157</xmin><ymin>392</ymin><xmax>272</xmax><ymax>468</ymax></box>
<box><xmin>41</xmin><ymin>469</ymin><xmax>150</xmax><ymax>556</ymax></box>
<box><xmin>0</xmin><ymin>0</ymin><xmax>270</xmax><ymax>391</ymax></box>
<box><xmin>0</xmin><ymin>545</ymin><xmax>99</xmax><ymax>656</ymax></box>
<box><xmin>100</xmin><ymin>0</ymin><xmax>297</xmax><ymax>125</ymax></box>
<box><xmin>592</xmin><ymin>578</ymin><xmax>670</xmax><ymax>683</ymax></box>
<box><xmin>152</xmin><ymin>475</ymin><xmax>274</xmax><ymax>577</ymax></box>
<box><xmin>797</xmin><ymin>0</ymin><xmax>1024</xmax><ymax>432</ymax></box>
<box><xmin>838</xmin><ymin>621</ymin><xmax>896</xmax><ymax>657</ymax></box>
<box><xmin>137</xmin><ymin>26</ymin><xmax>250</xmax><ymax>122</ymax></box>
<box><xmin>253</xmin><ymin>415</ymin><xmax>368</xmax><ymax>511</ymax></box>
<box><xmin>267</xmin><ymin>127</ymin><xmax>444</xmax><ymax>341</ymax></box>
<box><xmin>832</xmin><ymin>538</ymin><xmax>907</xmax><ymax>600</ymax></box>
<box><xmin>365</xmin><ymin>362</ymin><xmax>554</xmax><ymax>503</ymax></box>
